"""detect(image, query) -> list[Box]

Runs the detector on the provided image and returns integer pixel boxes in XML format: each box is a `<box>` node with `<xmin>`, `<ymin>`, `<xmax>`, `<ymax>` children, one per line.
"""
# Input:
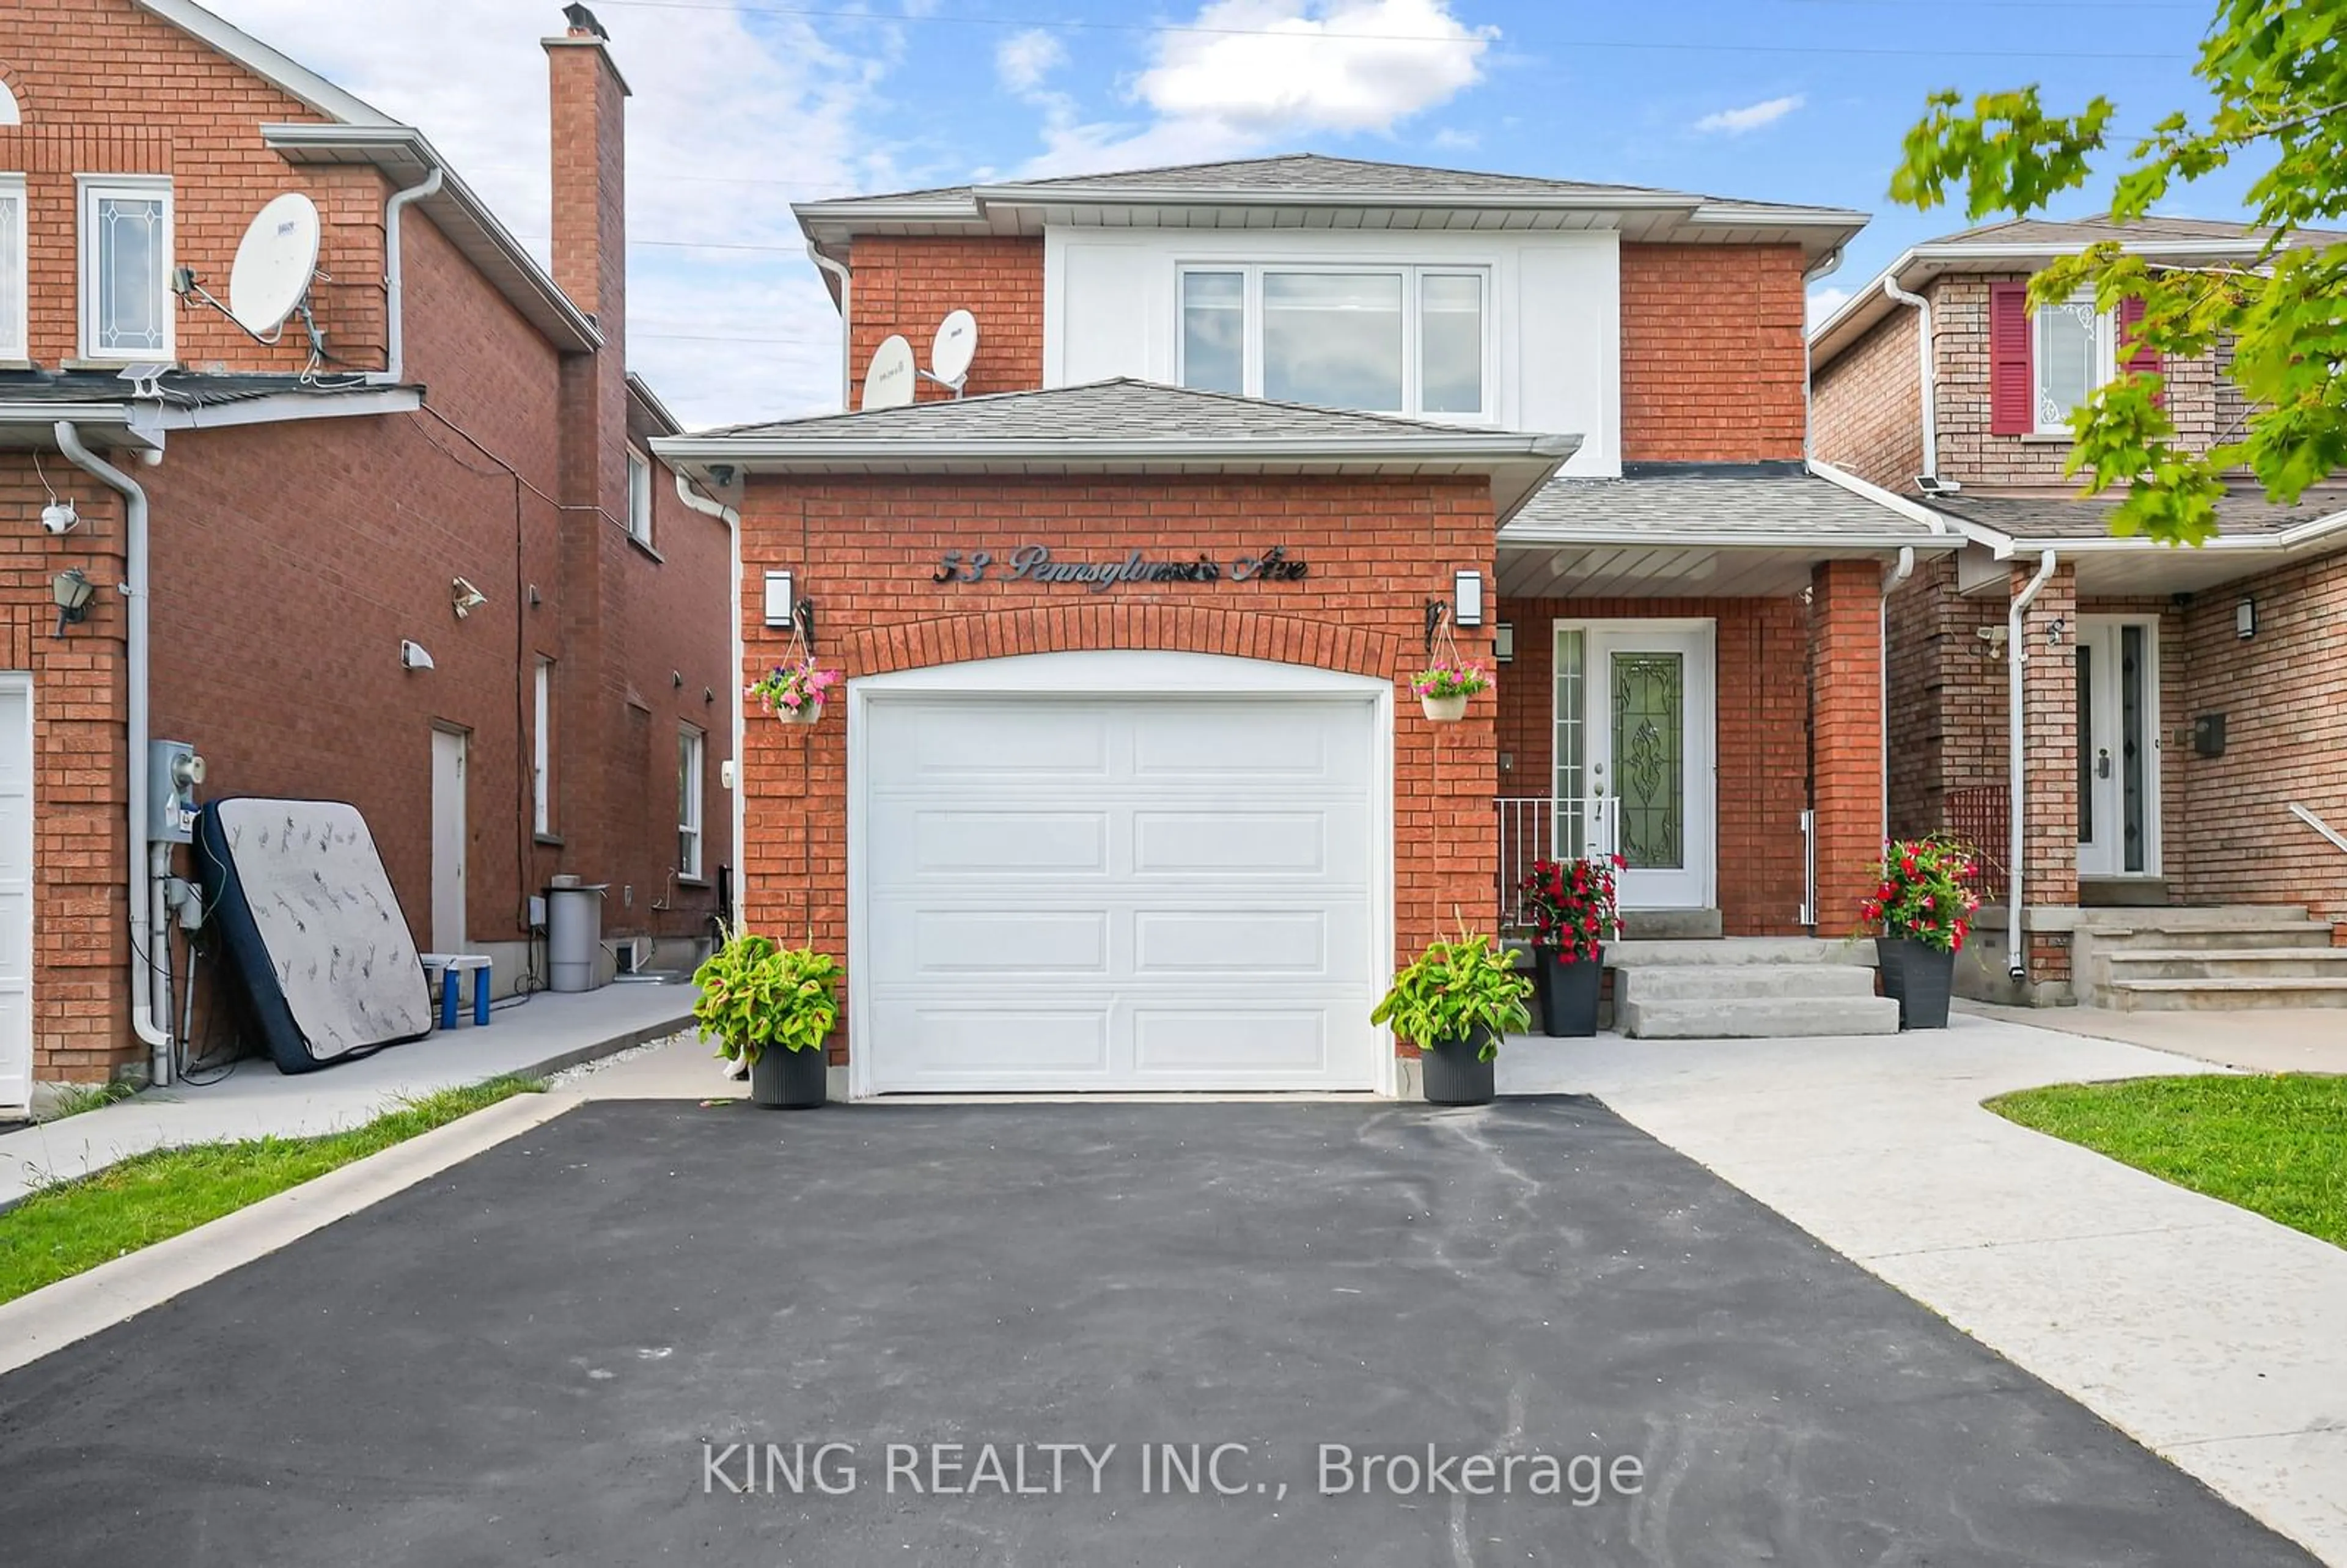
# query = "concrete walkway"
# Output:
<box><xmin>1960</xmin><ymin>998</ymin><xmax>2347</xmax><ymax>1074</ymax></box>
<box><xmin>1498</xmin><ymin>1013</ymin><xmax>2347</xmax><ymax>1564</ymax></box>
<box><xmin>0</xmin><ymin>983</ymin><xmax>693</xmax><ymax>1207</ymax></box>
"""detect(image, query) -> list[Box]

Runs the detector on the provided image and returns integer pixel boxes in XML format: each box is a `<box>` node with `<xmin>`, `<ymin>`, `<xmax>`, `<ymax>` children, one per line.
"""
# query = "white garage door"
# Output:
<box><xmin>0</xmin><ymin>677</ymin><xmax>31</xmax><ymax>1117</ymax></box>
<box><xmin>854</xmin><ymin>656</ymin><xmax>1386</xmax><ymax>1094</ymax></box>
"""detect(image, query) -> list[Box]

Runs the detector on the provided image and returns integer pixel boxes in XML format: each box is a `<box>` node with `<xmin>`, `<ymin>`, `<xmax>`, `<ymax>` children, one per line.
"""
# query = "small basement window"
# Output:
<box><xmin>79</xmin><ymin>175</ymin><xmax>173</xmax><ymax>362</ymax></box>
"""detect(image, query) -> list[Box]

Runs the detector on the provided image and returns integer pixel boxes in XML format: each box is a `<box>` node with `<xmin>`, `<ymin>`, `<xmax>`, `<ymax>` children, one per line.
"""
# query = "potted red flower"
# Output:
<box><xmin>1516</xmin><ymin>855</ymin><xmax>1622</xmax><ymax>1036</ymax></box>
<box><xmin>1860</xmin><ymin>835</ymin><xmax>1981</xmax><ymax>1030</ymax></box>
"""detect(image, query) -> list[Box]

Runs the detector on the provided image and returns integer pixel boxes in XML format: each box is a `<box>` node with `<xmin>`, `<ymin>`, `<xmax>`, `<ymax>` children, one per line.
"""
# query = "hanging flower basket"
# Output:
<box><xmin>748</xmin><ymin>658</ymin><xmax>839</xmax><ymax>727</ymax></box>
<box><xmin>1411</xmin><ymin>659</ymin><xmax>1489</xmax><ymax>723</ymax></box>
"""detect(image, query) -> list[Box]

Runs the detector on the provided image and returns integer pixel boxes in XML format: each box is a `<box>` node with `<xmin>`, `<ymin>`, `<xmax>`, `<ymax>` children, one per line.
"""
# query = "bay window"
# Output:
<box><xmin>1178</xmin><ymin>264</ymin><xmax>1488</xmax><ymax>420</ymax></box>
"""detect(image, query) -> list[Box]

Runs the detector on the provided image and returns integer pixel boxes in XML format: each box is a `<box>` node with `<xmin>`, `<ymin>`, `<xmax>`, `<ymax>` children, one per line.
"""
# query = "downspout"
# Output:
<box><xmin>1882</xmin><ymin>276</ymin><xmax>1937</xmax><ymax>482</ymax></box>
<box><xmin>675</xmin><ymin>472</ymin><xmax>743</xmax><ymax>932</ymax></box>
<box><xmin>807</xmin><ymin>244</ymin><xmax>853</xmax><ymax>409</ymax></box>
<box><xmin>54</xmin><ymin>422</ymin><xmax>172</xmax><ymax>1083</ymax></box>
<box><xmin>2007</xmin><ymin>550</ymin><xmax>2060</xmax><ymax>980</ymax></box>
<box><xmin>369</xmin><ymin>166</ymin><xmax>445</xmax><ymax>386</ymax></box>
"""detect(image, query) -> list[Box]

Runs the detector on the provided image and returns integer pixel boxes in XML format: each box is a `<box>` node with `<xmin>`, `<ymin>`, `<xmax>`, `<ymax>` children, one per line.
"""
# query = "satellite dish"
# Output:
<box><xmin>928</xmin><ymin>309</ymin><xmax>979</xmax><ymax>390</ymax></box>
<box><xmin>228</xmin><ymin>192</ymin><xmax>321</xmax><ymax>337</ymax></box>
<box><xmin>861</xmin><ymin>334</ymin><xmax>916</xmax><ymax>411</ymax></box>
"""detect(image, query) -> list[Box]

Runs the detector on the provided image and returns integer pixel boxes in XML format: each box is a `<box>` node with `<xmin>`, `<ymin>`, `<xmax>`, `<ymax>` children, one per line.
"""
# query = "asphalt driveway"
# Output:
<box><xmin>0</xmin><ymin>1097</ymin><xmax>2317</xmax><ymax>1567</ymax></box>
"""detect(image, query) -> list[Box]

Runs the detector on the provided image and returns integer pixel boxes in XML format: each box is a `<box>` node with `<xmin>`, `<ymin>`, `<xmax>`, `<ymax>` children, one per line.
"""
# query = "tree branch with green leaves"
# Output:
<box><xmin>1890</xmin><ymin>0</ymin><xmax>2347</xmax><ymax>544</ymax></box>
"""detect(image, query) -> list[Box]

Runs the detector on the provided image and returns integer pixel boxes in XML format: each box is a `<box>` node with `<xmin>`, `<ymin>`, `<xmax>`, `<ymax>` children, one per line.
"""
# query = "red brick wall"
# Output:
<box><xmin>1810</xmin><ymin>306</ymin><xmax>1924</xmax><ymax>490</ymax></box>
<box><xmin>1883</xmin><ymin>557</ymin><xmax>2011</xmax><ymax>842</ymax></box>
<box><xmin>1619</xmin><ymin>243</ymin><xmax>1807</xmax><ymax>462</ymax></box>
<box><xmin>736</xmin><ymin>472</ymin><xmax>1499</xmax><ymax>1062</ymax></box>
<box><xmin>1810</xmin><ymin>560</ymin><xmax>1885</xmax><ymax>931</ymax></box>
<box><xmin>0</xmin><ymin>0</ymin><xmax>392</xmax><ymax>375</ymax></box>
<box><xmin>844</xmin><ymin>236</ymin><xmax>1045</xmax><ymax>406</ymax></box>
<box><xmin>2017</xmin><ymin>560</ymin><xmax>2079</xmax><ymax>980</ymax></box>
<box><xmin>1491</xmin><ymin>596</ymin><xmax>1810</xmax><ymax>935</ymax></box>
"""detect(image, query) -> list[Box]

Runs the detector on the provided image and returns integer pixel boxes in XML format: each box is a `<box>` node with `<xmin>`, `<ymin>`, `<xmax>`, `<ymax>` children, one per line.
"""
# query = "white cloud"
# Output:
<box><xmin>1807</xmin><ymin>285</ymin><xmax>1853</xmax><ymax>331</ymax></box>
<box><xmin>200</xmin><ymin>0</ymin><xmax>898</xmax><ymax>426</ymax></box>
<box><xmin>1693</xmin><ymin>93</ymin><xmax>1805</xmax><ymax>136</ymax></box>
<box><xmin>996</xmin><ymin>28</ymin><xmax>1068</xmax><ymax>95</ymax></box>
<box><xmin>1021</xmin><ymin>0</ymin><xmax>1496</xmax><ymax>177</ymax></box>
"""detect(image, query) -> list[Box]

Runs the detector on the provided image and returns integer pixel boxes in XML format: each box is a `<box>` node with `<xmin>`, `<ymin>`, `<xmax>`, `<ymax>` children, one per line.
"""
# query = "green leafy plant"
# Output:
<box><xmin>1410</xmin><ymin>659</ymin><xmax>1491</xmax><ymax>700</ymax></box>
<box><xmin>1890</xmin><ymin>0</ymin><xmax>2347</xmax><ymax>544</ymax></box>
<box><xmin>1860</xmin><ymin>835</ymin><xmax>1983</xmax><ymax>953</ymax></box>
<box><xmin>1370</xmin><ymin>925</ymin><xmax>1533</xmax><ymax>1061</ymax></box>
<box><xmin>1516</xmin><ymin>855</ymin><xmax>1625</xmax><ymax>962</ymax></box>
<box><xmin>691</xmin><ymin>929</ymin><xmax>839</xmax><ymax>1066</ymax></box>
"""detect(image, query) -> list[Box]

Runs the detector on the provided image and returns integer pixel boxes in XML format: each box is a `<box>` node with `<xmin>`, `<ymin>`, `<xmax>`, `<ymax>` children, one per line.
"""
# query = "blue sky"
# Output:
<box><xmin>207</xmin><ymin>0</ymin><xmax>2247</xmax><ymax>429</ymax></box>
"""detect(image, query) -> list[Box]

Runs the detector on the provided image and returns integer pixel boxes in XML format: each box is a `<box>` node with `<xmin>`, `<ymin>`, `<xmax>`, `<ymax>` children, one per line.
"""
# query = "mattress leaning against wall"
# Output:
<box><xmin>194</xmin><ymin>799</ymin><xmax>438</xmax><ymax>1073</ymax></box>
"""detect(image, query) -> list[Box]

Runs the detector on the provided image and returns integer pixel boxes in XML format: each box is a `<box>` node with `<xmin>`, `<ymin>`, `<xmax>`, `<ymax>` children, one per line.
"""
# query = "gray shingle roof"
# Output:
<box><xmin>0</xmin><ymin>368</ymin><xmax>400</xmax><ymax>409</ymax></box>
<box><xmin>1925</xmin><ymin>214</ymin><xmax>2347</xmax><ymax>249</ymax></box>
<box><xmin>1506</xmin><ymin>464</ymin><xmax>1945</xmax><ymax>542</ymax></box>
<box><xmin>1927</xmin><ymin>489</ymin><xmax>2347</xmax><ymax>541</ymax></box>
<box><xmin>697</xmin><ymin>378</ymin><xmax>1540</xmax><ymax>445</ymax></box>
<box><xmin>800</xmin><ymin>153</ymin><xmax>1854</xmax><ymax>218</ymax></box>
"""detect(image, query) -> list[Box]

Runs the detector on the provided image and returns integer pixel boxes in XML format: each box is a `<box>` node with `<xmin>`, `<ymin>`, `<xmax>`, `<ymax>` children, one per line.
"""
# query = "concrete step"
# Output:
<box><xmin>2108</xmin><ymin>976</ymin><xmax>2347</xmax><ymax>1012</ymax></box>
<box><xmin>2082</xmin><ymin>920</ymin><xmax>2334</xmax><ymax>952</ymax></box>
<box><xmin>1620</xmin><ymin>994</ymin><xmax>1901</xmax><ymax>1039</ymax></box>
<box><xmin>2101</xmin><ymin>947</ymin><xmax>2347</xmax><ymax>981</ymax></box>
<box><xmin>1609</xmin><ymin>938</ymin><xmax>1878</xmax><ymax>969</ymax></box>
<box><xmin>1617</xmin><ymin>964</ymin><xmax>1881</xmax><ymax>1003</ymax></box>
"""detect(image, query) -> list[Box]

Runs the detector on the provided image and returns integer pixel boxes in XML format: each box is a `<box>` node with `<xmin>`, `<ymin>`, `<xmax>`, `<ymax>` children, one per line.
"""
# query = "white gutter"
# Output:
<box><xmin>1881</xmin><ymin>276</ymin><xmax>1937</xmax><ymax>483</ymax></box>
<box><xmin>675</xmin><ymin>472</ymin><xmax>744</xmax><ymax>932</ymax></box>
<box><xmin>806</xmin><ymin>244</ymin><xmax>853</xmax><ymax>409</ymax></box>
<box><xmin>371</xmin><ymin>165</ymin><xmax>444</xmax><ymax>385</ymax></box>
<box><xmin>2006</xmin><ymin>549</ymin><xmax>2060</xmax><ymax>981</ymax></box>
<box><xmin>53</xmin><ymin>422</ymin><xmax>172</xmax><ymax>1083</ymax></box>
<box><xmin>654</xmin><ymin>433</ymin><xmax>1584</xmax><ymax>466</ymax></box>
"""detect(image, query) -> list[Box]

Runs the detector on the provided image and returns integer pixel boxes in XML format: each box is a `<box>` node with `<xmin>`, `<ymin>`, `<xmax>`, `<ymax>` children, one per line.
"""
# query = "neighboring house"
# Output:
<box><xmin>655</xmin><ymin>155</ymin><xmax>1956</xmax><ymax>1098</ymax></box>
<box><xmin>1812</xmin><ymin>216</ymin><xmax>2347</xmax><ymax>1008</ymax></box>
<box><xmin>0</xmin><ymin>0</ymin><xmax>733</xmax><ymax>1113</ymax></box>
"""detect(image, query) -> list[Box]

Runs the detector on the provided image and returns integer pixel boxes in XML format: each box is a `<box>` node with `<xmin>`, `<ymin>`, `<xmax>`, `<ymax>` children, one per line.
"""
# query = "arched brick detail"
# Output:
<box><xmin>843</xmin><ymin>604</ymin><xmax>1403</xmax><ymax>683</ymax></box>
<box><xmin>0</xmin><ymin>60</ymin><xmax>25</xmax><ymax>124</ymax></box>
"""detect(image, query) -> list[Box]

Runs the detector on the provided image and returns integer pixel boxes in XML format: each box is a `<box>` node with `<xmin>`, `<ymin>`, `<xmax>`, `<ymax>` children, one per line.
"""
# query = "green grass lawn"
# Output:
<box><xmin>1988</xmin><ymin>1074</ymin><xmax>2347</xmax><ymax>1248</ymax></box>
<box><xmin>0</xmin><ymin>1076</ymin><xmax>544</xmax><ymax>1307</ymax></box>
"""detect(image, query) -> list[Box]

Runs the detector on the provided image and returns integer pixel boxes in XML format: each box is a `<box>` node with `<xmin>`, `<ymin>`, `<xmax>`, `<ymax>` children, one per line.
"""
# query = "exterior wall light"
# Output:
<box><xmin>2044</xmin><ymin>617</ymin><xmax>2066</xmax><ymax>646</ymax></box>
<box><xmin>1494</xmin><ymin>623</ymin><xmax>1515</xmax><ymax>664</ymax></box>
<box><xmin>51</xmin><ymin>568</ymin><xmax>97</xmax><ymax>637</ymax></box>
<box><xmin>2236</xmin><ymin>598</ymin><xmax>2257</xmax><ymax>640</ymax></box>
<box><xmin>1453</xmin><ymin>569</ymin><xmax>1485</xmax><ymax>629</ymax></box>
<box><xmin>763</xmin><ymin>570</ymin><xmax>794</xmax><ymax>628</ymax></box>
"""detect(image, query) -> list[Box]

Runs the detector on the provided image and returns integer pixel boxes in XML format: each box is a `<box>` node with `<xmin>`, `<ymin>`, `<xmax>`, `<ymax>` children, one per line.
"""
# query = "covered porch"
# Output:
<box><xmin>1485</xmin><ymin>461</ymin><xmax>1959</xmax><ymax>947</ymax></box>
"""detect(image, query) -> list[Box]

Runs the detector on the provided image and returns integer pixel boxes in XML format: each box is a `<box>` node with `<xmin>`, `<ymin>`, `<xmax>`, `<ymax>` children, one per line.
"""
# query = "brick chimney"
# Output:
<box><xmin>543</xmin><ymin>4</ymin><xmax>631</xmax><ymax>884</ymax></box>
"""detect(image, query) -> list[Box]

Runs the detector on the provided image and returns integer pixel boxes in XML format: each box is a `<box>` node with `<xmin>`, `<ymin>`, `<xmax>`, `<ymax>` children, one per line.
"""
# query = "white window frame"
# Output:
<box><xmin>0</xmin><ymin>175</ymin><xmax>26</xmax><ymax>362</ymax></box>
<box><xmin>678</xmin><ymin>725</ymin><xmax>705</xmax><ymax>880</ymax></box>
<box><xmin>77</xmin><ymin>174</ymin><xmax>174</xmax><ymax>364</ymax></box>
<box><xmin>532</xmin><ymin>657</ymin><xmax>554</xmax><ymax>837</ymax></box>
<box><xmin>2032</xmin><ymin>291</ymin><xmax>2115</xmax><ymax>436</ymax></box>
<box><xmin>1176</xmin><ymin>262</ymin><xmax>1493</xmax><ymax>422</ymax></box>
<box><xmin>626</xmin><ymin>448</ymin><xmax>654</xmax><ymax>546</ymax></box>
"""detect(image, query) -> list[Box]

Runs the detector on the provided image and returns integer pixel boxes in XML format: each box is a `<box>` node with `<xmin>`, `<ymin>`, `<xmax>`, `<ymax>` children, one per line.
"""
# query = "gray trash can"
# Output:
<box><xmin>546</xmin><ymin>883</ymin><xmax>608</xmax><ymax>993</ymax></box>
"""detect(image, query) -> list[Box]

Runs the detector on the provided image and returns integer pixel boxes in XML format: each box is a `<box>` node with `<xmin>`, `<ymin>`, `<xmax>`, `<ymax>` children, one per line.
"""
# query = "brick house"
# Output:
<box><xmin>1812</xmin><ymin>217</ymin><xmax>2347</xmax><ymax>1008</ymax></box>
<box><xmin>0</xmin><ymin>0</ymin><xmax>733</xmax><ymax>1112</ymax></box>
<box><xmin>655</xmin><ymin>155</ymin><xmax>1956</xmax><ymax>1097</ymax></box>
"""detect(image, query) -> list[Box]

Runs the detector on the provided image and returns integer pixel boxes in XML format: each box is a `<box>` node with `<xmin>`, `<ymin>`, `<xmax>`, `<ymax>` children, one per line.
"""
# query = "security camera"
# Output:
<box><xmin>40</xmin><ymin>501</ymin><xmax>79</xmax><ymax>535</ymax></box>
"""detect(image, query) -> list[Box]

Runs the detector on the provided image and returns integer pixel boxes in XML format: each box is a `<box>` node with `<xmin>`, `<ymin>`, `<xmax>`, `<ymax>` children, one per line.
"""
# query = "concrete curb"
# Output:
<box><xmin>0</xmin><ymin>1090</ymin><xmax>582</xmax><ymax>1379</ymax></box>
<box><xmin>509</xmin><ymin>1009</ymin><xmax>696</xmax><ymax>1079</ymax></box>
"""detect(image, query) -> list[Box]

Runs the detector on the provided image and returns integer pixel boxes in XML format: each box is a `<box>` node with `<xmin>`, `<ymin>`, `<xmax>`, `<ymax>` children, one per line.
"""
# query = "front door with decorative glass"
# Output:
<box><xmin>1552</xmin><ymin>621</ymin><xmax>1717</xmax><ymax>910</ymax></box>
<box><xmin>2076</xmin><ymin>615</ymin><xmax>2161</xmax><ymax>878</ymax></box>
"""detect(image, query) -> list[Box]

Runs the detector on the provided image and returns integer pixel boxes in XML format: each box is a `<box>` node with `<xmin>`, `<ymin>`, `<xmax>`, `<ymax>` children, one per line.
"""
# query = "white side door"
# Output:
<box><xmin>430</xmin><ymin>727</ymin><xmax>468</xmax><ymax>953</ymax></box>
<box><xmin>0</xmin><ymin>677</ymin><xmax>31</xmax><ymax>1116</ymax></box>
<box><xmin>1560</xmin><ymin>621</ymin><xmax>1716</xmax><ymax>910</ymax></box>
<box><xmin>2077</xmin><ymin>617</ymin><xmax>2161</xmax><ymax>878</ymax></box>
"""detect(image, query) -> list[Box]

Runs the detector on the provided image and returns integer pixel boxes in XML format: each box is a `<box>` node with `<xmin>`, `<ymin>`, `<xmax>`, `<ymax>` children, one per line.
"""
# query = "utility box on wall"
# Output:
<box><xmin>2194</xmin><ymin>714</ymin><xmax>2228</xmax><ymax>759</ymax></box>
<box><xmin>147</xmin><ymin>740</ymin><xmax>206</xmax><ymax>843</ymax></box>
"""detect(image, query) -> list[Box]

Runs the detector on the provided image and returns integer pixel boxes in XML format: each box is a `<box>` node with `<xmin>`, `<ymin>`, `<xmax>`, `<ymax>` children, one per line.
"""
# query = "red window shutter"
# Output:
<box><xmin>2117</xmin><ymin>295</ymin><xmax>2163</xmax><ymax>405</ymax></box>
<box><xmin>1989</xmin><ymin>281</ymin><xmax>2033</xmax><ymax>436</ymax></box>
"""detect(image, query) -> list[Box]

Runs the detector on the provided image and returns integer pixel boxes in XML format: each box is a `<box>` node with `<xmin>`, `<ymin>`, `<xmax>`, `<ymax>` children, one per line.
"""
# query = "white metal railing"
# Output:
<box><xmin>1799</xmin><ymin>808</ymin><xmax>1816</xmax><ymax>928</ymax></box>
<box><xmin>2289</xmin><ymin>801</ymin><xmax>2347</xmax><ymax>857</ymax></box>
<box><xmin>1493</xmin><ymin>796</ymin><xmax>1615</xmax><ymax>929</ymax></box>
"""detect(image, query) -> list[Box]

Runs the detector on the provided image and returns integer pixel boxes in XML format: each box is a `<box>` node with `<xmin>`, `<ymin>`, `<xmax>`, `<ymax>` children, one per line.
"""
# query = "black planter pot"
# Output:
<box><xmin>1421</xmin><ymin>1030</ymin><xmax>1499</xmax><ymax>1105</ymax></box>
<box><xmin>1536</xmin><ymin>946</ymin><xmax>1604</xmax><ymax>1037</ymax></box>
<box><xmin>1880</xmin><ymin>937</ymin><xmax>1954</xmax><ymax>1030</ymax></box>
<box><xmin>749</xmin><ymin>1043</ymin><xmax>829</xmax><ymax>1108</ymax></box>
<box><xmin>1874</xmin><ymin>936</ymin><xmax>1907</xmax><ymax>1007</ymax></box>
